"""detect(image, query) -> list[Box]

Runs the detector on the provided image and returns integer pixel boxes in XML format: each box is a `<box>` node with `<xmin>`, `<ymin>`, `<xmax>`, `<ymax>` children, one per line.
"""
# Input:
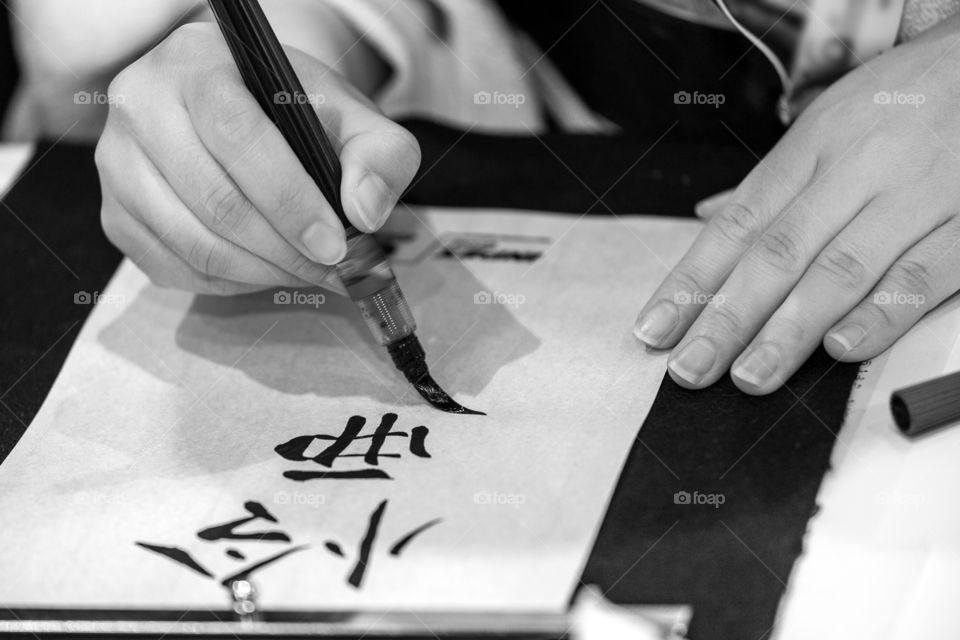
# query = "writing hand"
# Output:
<box><xmin>97</xmin><ymin>23</ymin><xmax>420</xmax><ymax>295</ymax></box>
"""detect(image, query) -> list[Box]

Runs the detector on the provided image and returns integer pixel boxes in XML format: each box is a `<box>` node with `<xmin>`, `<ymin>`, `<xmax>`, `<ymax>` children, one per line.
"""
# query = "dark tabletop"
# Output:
<box><xmin>0</xmin><ymin>123</ymin><xmax>858</xmax><ymax>639</ymax></box>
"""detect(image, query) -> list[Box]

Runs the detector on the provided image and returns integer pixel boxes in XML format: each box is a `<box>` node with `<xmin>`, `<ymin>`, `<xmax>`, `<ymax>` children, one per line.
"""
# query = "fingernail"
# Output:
<box><xmin>668</xmin><ymin>337</ymin><xmax>718</xmax><ymax>385</ymax></box>
<box><xmin>827</xmin><ymin>324</ymin><xmax>866</xmax><ymax>352</ymax></box>
<box><xmin>732</xmin><ymin>342</ymin><xmax>781</xmax><ymax>388</ymax></box>
<box><xmin>301</xmin><ymin>222</ymin><xmax>346</xmax><ymax>264</ymax></box>
<box><xmin>694</xmin><ymin>190</ymin><xmax>731</xmax><ymax>218</ymax></box>
<box><xmin>353</xmin><ymin>173</ymin><xmax>394</xmax><ymax>230</ymax></box>
<box><xmin>634</xmin><ymin>300</ymin><xmax>680</xmax><ymax>346</ymax></box>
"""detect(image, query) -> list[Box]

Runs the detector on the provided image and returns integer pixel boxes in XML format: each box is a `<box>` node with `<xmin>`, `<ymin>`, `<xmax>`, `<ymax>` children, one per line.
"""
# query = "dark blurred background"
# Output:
<box><xmin>0</xmin><ymin>5</ymin><xmax>18</xmax><ymax>125</ymax></box>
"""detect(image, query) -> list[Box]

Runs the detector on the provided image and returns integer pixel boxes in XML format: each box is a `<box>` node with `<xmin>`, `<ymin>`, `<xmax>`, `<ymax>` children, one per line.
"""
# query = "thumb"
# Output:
<box><xmin>339</xmin><ymin>125</ymin><xmax>422</xmax><ymax>233</ymax></box>
<box><xmin>286</xmin><ymin>47</ymin><xmax>422</xmax><ymax>234</ymax></box>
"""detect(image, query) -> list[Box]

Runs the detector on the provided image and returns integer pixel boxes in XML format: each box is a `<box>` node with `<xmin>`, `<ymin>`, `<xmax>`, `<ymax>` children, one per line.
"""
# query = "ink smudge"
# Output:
<box><xmin>387</xmin><ymin>335</ymin><xmax>485</xmax><ymax>416</ymax></box>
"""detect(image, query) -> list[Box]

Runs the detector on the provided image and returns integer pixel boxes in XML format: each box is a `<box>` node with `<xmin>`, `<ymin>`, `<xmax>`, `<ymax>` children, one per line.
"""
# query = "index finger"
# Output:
<box><xmin>180</xmin><ymin>32</ymin><xmax>348</xmax><ymax>265</ymax></box>
<box><xmin>633</xmin><ymin>144</ymin><xmax>818</xmax><ymax>349</ymax></box>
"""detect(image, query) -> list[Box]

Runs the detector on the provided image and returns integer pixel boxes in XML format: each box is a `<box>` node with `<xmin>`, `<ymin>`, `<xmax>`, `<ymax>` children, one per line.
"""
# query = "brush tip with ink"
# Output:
<box><xmin>388</xmin><ymin>334</ymin><xmax>485</xmax><ymax>416</ymax></box>
<box><xmin>207</xmin><ymin>0</ymin><xmax>480</xmax><ymax>415</ymax></box>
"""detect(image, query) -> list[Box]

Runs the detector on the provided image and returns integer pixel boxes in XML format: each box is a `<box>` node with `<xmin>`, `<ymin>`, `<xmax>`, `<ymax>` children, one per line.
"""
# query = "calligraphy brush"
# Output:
<box><xmin>207</xmin><ymin>0</ymin><xmax>482</xmax><ymax>415</ymax></box>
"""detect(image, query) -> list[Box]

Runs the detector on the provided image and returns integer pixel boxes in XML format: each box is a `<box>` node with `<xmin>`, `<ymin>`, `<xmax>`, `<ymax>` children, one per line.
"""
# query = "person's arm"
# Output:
<box><xmin>11</xmin><ymin>0</ymin><xmax>205</xmax><ymax>80</ymax></box>
<box><xmin>11</xmin><ymin>0</ymin><xmax>392</xmax><ymax>103</ymax></box>
<box><xmin>249</xmin><ymin>0</ymin><xmax>392</xmax><ymax>96</ymax></box>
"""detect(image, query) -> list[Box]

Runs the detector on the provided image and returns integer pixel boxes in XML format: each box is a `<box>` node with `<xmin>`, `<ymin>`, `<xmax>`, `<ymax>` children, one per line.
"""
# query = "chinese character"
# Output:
<box><xmin>322</xmin><ymin>500</ymin><xmax>441</xmax><ymax>587</ymax></box>
<box><xmin>135</xmin><ymin>499</ymin><xmax>442</xmax><ymax>590</ymax></box>
<box><xmin>136</xmin><ymin>501</ymin><xmax>306</xmax><ymax>587</ymax></box>
<box><xmin>276</xmin><ymin>413</ymin><xmax>430</xmax><ymax>480</ymax></box>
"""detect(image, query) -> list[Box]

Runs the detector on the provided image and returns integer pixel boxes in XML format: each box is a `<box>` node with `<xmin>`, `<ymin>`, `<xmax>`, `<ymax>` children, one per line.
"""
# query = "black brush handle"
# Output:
<box><xmin>207</xmin><ymin>0</ymin><xmax>350</xmax><ymax>229</ymax></box>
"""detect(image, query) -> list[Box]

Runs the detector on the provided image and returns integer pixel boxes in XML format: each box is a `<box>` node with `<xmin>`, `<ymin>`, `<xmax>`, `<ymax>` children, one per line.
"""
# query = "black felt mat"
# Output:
<box><xmin>0</xmin><ymin>127</ymin><xmax>858</xmax><ymax>639</ymax></box>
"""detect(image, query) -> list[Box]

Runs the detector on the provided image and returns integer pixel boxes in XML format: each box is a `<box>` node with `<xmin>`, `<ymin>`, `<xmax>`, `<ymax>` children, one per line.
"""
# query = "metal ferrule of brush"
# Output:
<box><xmin>335</xmin><ymin>229</ymin><xmax>417</xmax><ymax>347</ymax></box>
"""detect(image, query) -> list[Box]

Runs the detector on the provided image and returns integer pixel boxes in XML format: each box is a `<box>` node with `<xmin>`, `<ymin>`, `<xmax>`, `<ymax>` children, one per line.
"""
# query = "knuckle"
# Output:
<box><xmin>813</xmin><ymin>245</ymin><xmax>869</xmax><ymax>290</ymax></box>
<box><xmin>103</xmin><ymin>64</ymin><xmax>143</xmax><ymax>126</ymax></box>
<box><xmin>105</xmin><ymin>66</ymin><xmax>130</xmax><ymax>98</ymax></box>
<box><xmin>186</xmin><ymin>237</ymin><xmax>233</xmax><ymax>279</ymax></box>
<box><xmin>886</xmin><ymin>259</ymin><xmax>931</xmax><ymax>298</ymax></box>
<box><xmin>711</xmin><ymin>201</ymin><xmax>765</xmax><ymax>246</ymax></box>
<box><xmin>669</xmin><ymin>262</ymin><xmax>713</xmax><ymax>299</ymax></box>
<box><xmin>768</xmin><ymin>313</ymin><xmax>808</xmax><ymax>345</ymax></box>
<box><xmin>105</xmin><ymin>68</ymin><xmax>132</xmax><ymax>111</ymax></box>
<box><xmin>284</xmin><ymin>250</ymin><xmax>317</xmax><ymax>278</ymax></box>
<box><xmin>269</xmin><ymin>178</ymin><xmax>312</xmax><ymax>229</ymax></box>
<box><xmin>207</xmin><ymin>93</ymin><xmax>262</xmax><ymax>148</ymax></box>
<box><xmin>753</xmin><ymin>226</ymin><xmax>806</xmax><ymax>274</ymax></box>
<box><xmin>201</xmin><ymin>182</ymin><xmax>255</xmax><ymax>235</ymax></box>
<box><xmin>157</xmin><ymin>23</ymin><xmax>211</xmax><ymax>63</ymax></box>
<box><xmin>859</xmin><ymin>131</ymin><xmax>895</xmax><ymax>160</ymax></box>
<box><xmin>186</xmin><ymin>267</ymin><xmax>217</xmax><ymax>294</ymax></box>
<box><xmin>705</xmin><ymin>301</ymin><xmax>747</xmax><ymax>339</ymax></box>
<box><xmin>864</xmin><ymin>296</ymin><xmax>900</xmax><ymax>329</ymax></box>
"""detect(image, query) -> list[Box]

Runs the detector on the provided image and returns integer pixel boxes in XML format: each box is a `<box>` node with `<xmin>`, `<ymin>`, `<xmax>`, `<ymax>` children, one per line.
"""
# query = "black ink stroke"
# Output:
<box><xmin>276</xmin><ymin>414</ymin><xmax>431</xmax><ymax>480</ymax></box>
<box><xmin>218</xmin><ymin>545</ymin><xmax>309</xmax><ymax>587</ymax></box>
<box><xmin>388</xmin><ymin>518</ymin><xmax>442</xmax><ymax>556</ymax></box>
<box><xmin>198</xmin><ymin>501</ymin><xmax>291</xmax><ymax>543</ymax></box>
<box><xmin>409</xmin><ymin>426</ymin><xmax>430</xmax><ymax>458</ymax></box>
<box><xmin>135</xmin><ymin>542</ymin><xmax>213</xmax><ymax>578</ymax></box>
<box><xmin>283</xmin><ymin>469</ymin><xmax>392</xmax><ymax>481</ymax></box>
<box><xmin>347</xmin><ymin>500</ymin><xmax>387</xmax><ymax>588</ymax></box>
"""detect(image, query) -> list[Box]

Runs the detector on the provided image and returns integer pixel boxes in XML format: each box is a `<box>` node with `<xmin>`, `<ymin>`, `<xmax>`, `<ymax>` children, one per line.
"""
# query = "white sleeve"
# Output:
<box><xmin>320</xmin><ymin>0</ymin><xmax>550</xmax><ymax>132</ymax></box>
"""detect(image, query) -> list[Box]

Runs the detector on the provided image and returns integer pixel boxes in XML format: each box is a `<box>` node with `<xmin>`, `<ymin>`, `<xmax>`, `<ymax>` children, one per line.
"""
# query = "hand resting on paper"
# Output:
<box><xmin>634</xmin><ymin>15</ymin><xmax>960</xmax><ymax>395</ymax></box>
<box><xmin>96</xmin><ymin>22</ymin><xmax>420</xmax><ymax>295</ymax></box>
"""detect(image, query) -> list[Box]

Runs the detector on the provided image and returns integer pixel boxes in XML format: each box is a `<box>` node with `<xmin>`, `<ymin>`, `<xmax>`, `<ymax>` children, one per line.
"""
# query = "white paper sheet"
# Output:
<box><xmin>0</xmin><ymin>207</ymin><xmax>701</xmax><ymax>613</ymax></box>
<box><xmin>774</xmin><ymin>295</ymin><xmax>960</xmax><ymax>639</ymax></box>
